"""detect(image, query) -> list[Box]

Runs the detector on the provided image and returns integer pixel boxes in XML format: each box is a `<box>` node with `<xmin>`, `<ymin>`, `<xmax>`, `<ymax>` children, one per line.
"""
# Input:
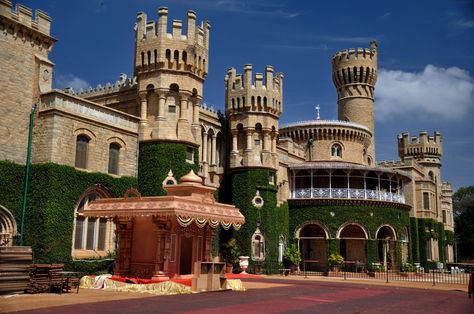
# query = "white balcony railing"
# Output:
<box><xmin>292</xmin><ymin>188</ymin><xmax>405</xmax><ymax>204</ymax></box>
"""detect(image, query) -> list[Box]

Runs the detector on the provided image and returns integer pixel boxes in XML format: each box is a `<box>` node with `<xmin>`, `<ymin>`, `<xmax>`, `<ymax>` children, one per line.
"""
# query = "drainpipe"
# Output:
<box><xmin>20</xmin><ymin>104</ymin><xmax>37</xmax><ymax>246</ymax></box>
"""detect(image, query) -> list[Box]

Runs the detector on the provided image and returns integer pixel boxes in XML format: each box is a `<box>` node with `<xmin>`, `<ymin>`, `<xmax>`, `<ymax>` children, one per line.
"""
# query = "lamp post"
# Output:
<box><xmin>20</xmin><ymin>104</ymin><xmax>37</xmax><ymax>246</ymax></box>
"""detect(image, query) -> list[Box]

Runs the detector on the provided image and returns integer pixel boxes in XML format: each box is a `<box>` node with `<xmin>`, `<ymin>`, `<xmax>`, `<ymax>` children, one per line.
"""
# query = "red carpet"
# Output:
<box><xmin>225</xmin><ymin>273</ymin><xmax>264</xmax><ymax>279</ymax></box>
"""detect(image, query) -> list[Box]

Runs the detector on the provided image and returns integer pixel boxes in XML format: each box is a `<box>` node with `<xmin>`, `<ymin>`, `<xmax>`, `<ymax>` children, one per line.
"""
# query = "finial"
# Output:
<box><xmin>315</xmin><ymin>104</ymin><xmax>321</xmax><ymax>120</ymax></box>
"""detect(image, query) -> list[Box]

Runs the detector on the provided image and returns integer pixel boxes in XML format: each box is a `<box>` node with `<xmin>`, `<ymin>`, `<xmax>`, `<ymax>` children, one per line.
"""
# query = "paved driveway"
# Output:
<box><xmin>11</xmin><ymin>278</ymin><xmax>473</xmax><ymax>314</ymax></box>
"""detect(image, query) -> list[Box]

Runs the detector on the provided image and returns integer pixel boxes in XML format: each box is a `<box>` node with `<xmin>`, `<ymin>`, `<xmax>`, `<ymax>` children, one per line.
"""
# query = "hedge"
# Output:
<box><xmin>138</xmin><ymin>142</ymin><xmax>199</xmax><ymax>196</ymax></box>
<box><xmin>0</xmin><ymin>160</ymin><xmax>136</xmax><ymax>263</ymax></box>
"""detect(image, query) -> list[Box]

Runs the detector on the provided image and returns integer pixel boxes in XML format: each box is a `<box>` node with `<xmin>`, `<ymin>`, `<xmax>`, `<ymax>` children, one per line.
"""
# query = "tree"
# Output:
<box><xmin>453</xmin><ymin>186</ymin><xmax>474</xmax><ymax>260</ymax></box>
<box><xmin>453</xmin><ymin>186</ymin><xmax>474</xmax><ymax>217</ymax></box>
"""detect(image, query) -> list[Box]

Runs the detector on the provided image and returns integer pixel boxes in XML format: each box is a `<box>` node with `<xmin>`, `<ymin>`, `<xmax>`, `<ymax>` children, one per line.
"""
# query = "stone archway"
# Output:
<box><xmin>0</xmin><ymin>205</ymin><xmax>17</xmax><ymax>247</ymax></box>
<box><xmin>296</xmin><ymin>222</ymin><xmax>329</xmax><ymax>271</ymax></box>
<box><xmin>337</xmin><ymin>223</ymin><xmax>368</xmax><ymax>265</ymax></box>
<box><xmin>376</xmin><ymin>225</ymin><xmax>397</xmax><ymax>270</ymax></box>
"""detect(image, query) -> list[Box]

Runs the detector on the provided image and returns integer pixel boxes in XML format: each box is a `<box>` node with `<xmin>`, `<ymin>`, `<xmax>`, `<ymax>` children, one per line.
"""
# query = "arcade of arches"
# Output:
<box><xmin>296</xmin><ymin>222</ymin><xmax>404</xmax><ymax>271</ymax></box>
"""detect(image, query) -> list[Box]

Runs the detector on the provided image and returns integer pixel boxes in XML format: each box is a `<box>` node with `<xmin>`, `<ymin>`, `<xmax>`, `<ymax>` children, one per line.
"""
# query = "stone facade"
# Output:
<box><xmin>0</xmin><ymin>2</ymin><xmax>455</xmax><ymax>264</ymax></box>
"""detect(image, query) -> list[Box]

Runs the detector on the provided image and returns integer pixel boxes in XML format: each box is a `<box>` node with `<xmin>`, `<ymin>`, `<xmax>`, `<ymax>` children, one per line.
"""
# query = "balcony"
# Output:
<box><xmin>292</xmin><ymin>188</ymin><xmax>405</xmax><ymax>204</ymax></box>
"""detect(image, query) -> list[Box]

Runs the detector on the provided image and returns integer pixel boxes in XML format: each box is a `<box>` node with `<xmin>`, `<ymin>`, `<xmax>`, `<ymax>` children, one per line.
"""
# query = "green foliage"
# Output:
<box><xmin>445</xmin><ymin>230</ymin><xmax>454</xmax><ymax>246</ymax></box>
<box><xmin>327</xmin><ymin>239</ymin><xmax>340</xmax><ymax>256</ymax></box>
<box><xmin>64</xmin><ymin>258</ymin><xmax>115</xmax><ymax>278</ymax></box>
<box><xmin>453</xmin><ymin>185</ymin><xmax>474</xmax><ymax>217</ymax></box>
<box><xmin>401</xmin><ymin>262</ymin><xmax>416</xmax><ymax>272</ymax></box>
<box><xmin>230</xmin><ymin>169</ymin><xmax>289</xmax><ymax>273</ymax></box>
<box><xmin>395</xmin><ymin>240</ymin><xmax>402</xmax><ymax>268</ymax></box>
<box><xmin>328</xmin><ymin>253</ymin><xmax>344</xmax><ymax>266</ymax></box>
<box><xmin>0</xmin><ymin>161</ymin><xmax>136</xmax><ymax>263</ymax></box>
<box><xmin>366</xmin><ymin>240</ymin><xmax>378</xmax><ymax>265</ymax></box>
<box><xmin>416</xmin><ymin>218</ymin><xmax>441</xmax><ymax>266</ymax></box>
<box><xmin>289</xmin><ymin>204</ymin><xmax>410</xmax><ymax>240</ymax></box>
<box><xmin>453</xmin><ymin>186</ymin><xmax>474</xmax><ymax>259</ymax></box>
<box><xmin>138</xmin><ymin>142</ymin><xmax>199</xmax><ymax>196</ymax></box>
<box><xmin>437</xmin><ymin>223</ymin><xmax>445</xmax><ymax>263</ymax></box>
<box><xmin>409</xmin><ymin>217</ymin><xmax>420</xmax><ymax>263</ymax></box>
<box><xmin>283</xmin><ymin>243</ymin><xmax>302</xmax><ymax>266</ymax></box>
<box><xmin>221</xmin><ymin>238</ymin><xmax>240</xmax><ymax>266</ymax></box>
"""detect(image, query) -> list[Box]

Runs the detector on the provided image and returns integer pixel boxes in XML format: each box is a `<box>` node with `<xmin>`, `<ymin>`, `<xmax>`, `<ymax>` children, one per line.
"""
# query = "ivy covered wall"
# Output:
<box><xmin>230</xmin><ymin>169</ymin><xmax>289</xmax><ymax>272</ymax></box>
<box><xmin>415</xmin><ymin>218</ymin><xmax>447</xmax><ymax>267</ymax></box>
<box><xmin>0</xmin><ymin>160</ymin><xmax>136</xmax><ymax>263</ymax></box>
<box><xmin>288</xmin><ymin>204</ymin><xmax>411</xmax><ymax>266</ymax></box>
<box><xmin>138</xmin><ymin>142</ymin><xmax>199</xmax><ymax>196</ymax></box>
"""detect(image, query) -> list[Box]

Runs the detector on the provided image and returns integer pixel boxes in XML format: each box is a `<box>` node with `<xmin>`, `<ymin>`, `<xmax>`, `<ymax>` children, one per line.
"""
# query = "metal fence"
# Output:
<box><xmin>290</xmin><ymin>263</ymin><xmax>470</xmax><ymax>286</ymax></box>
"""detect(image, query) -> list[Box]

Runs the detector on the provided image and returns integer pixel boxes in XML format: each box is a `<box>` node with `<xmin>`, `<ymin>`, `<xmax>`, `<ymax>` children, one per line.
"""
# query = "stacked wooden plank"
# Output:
<box><xmin>0</xmin><ymin>246</ymin><xmax>33</xmax><ymax>295</ymax></box>
<box><xmin>26</xmin><ymin>264</ymin><xmax>64</xmax><ymax>293</ymax></box>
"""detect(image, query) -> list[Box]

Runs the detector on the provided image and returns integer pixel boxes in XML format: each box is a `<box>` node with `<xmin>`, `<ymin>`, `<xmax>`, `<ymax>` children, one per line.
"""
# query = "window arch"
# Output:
<box><xmin>75</xmin><ymin>135</ymin><xmax>90</xmax><ymax>169</ymax></box>
<box><xmin>251</xmin><ymin>228</ymin><xmax>265</xmax><ymax>261</ymax></box>
<box><xmin>72</xmin><ymin>187</ymin><xmax>114</xmax><ymax>258</ymax></box>
<box><xmin>331</xmin><ymin>143</ymin><xmax>342</xmax><ymax>158</ymax></box>
<box><xmin>278</xmin><ymin>235</ymin><xmax>285</xmax><ymax>263</ymax></box>
<box><xmin>108</xmin><ymin>143</ymin><xmax>121</xmax><ymax>175</ymax></box>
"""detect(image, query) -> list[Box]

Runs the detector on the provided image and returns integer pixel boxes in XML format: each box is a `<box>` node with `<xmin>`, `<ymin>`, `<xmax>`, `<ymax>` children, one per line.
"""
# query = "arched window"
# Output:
<box><xmin>72</xmin><ymin>187</ymin><xmax>113</xmax><ymax>257</ymax></box>
<box><xmin>75</xmin><ymin>135</ymin><xmax>89</xmax><ymax>169</ymax></box>
<box><xmin>251</xmin><ymin>228</ymin><xmax>265</xmax><ymax>261</ymax></box>
<box><xmin>108</xmin><ymin>143</ymin><xmax>121</xmax><ymax>175</ymax></box>
<box><xmin>331</xmin><ymin>143</ymin><xmax>342</xmax><ymax>158</ymax></box>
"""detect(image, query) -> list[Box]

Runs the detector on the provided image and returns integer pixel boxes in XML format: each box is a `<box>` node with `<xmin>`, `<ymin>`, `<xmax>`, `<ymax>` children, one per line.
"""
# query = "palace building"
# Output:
<box><xmin>0</xmin><ymin>1</ymin><xmax>454</xmax><ymax>275</ymax></box>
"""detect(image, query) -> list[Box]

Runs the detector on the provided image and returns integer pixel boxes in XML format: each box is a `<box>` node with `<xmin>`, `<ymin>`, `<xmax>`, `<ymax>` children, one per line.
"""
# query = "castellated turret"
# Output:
<box><xmin>133</xmin><ymin>7</ymin><xmax>211</xmax><ymax>145</ymax></box>
<box><xmin>398</xmin><ymin>131</ymin><xmax>442</xmax><ymax>165</ymax></box>
<box><xmin>332</xmin><ymin>40</ymin><xmax>377</xmax><ymax>162</ymax></box>
<box><xmin>225</xmin><ymin>65</ymin><xmax>283</xmax><ymax>170</ymax></box>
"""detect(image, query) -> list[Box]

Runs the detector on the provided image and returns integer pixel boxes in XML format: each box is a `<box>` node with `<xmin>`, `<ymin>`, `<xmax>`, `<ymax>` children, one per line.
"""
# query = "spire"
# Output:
<box><xmin>315</xmin><ymin>104</ymin><xmax>321</xmax><ymax>120</ymax></box>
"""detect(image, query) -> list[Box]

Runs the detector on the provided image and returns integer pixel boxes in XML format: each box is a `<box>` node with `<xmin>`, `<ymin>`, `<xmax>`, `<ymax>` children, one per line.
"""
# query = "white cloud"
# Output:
<box><xmin>375</xmin><ymin>65</ymin><xmax>474</xmax><ymax>121</ymax></box>
<box><xmin>455</xmin><ymin>19</ymin><xmax>474</xmax><ymax>29</ymax></box>
<box><xmin>55</xmin><ymin>74</ymin><xmax>90</xmax><ymax>92</ymax></box>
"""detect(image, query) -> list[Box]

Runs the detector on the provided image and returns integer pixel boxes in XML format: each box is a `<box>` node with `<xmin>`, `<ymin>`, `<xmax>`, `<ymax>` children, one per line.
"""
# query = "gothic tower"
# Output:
<box><xmin>134</xmin><ymin>8</ymin><xmax>210</xmax><ymax>146</ymax></box>
<box><xmin>225</xmin><ymin>65</ymin><xmax>287</xmax><ymax>271</ymax></box>
<box><xmin>332</xmin><ymin>41</ymin><xmax>377</xmax><ymax>163</ymax></box>
<box><xmin>225</xmin><ymin>65</ymin><xmax>283</xmax><ymax>170</ymax></box>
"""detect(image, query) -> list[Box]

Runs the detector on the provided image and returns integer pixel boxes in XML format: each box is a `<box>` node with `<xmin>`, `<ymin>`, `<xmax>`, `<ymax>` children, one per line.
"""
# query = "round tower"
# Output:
<box><xmin>332</xmin><ymin>40</ymin><xmax>377</xmax><ymax>162</ymax></box>
<box><xmin>134</xmin><ymin>8</ymin><xmax>211</xmax><ymax>146</ymax></box>
<box><xmin>225</xmin><ymin>64</ymin><xmax>283</xmax><ymax>170</ymax></box>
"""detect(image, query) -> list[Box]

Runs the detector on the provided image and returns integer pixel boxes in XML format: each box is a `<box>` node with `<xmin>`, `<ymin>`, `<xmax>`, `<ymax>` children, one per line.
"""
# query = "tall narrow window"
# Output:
<box><xmin>108</xmin><ymin>143</ymin><xmax>120</xmax><ymax>175</ymax></box>
<box><xmin>251</xmin><ymin>228</ymin><xmax>265</xmax><ymax>261</ymax></box>
<box><xmin>75</xmin><ymin>135</ymin><xmax>89</xmax><ymax>169</ymax></box>
<box><xmin>423</xmin><ymin>192</ymin><xmax>430</xmax><ymax>210</ymax></box>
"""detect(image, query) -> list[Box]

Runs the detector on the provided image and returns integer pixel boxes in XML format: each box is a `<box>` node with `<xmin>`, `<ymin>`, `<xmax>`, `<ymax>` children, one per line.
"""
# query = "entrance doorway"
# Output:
<box><xmin>298</xmin><ymin>223</ymin><xmax>328</xmax><ymax>271</ymax></box>
<box><xmin>179</xmin><ymin>235</ymin><xmax>193</xmax><ymax>274</ymax></box>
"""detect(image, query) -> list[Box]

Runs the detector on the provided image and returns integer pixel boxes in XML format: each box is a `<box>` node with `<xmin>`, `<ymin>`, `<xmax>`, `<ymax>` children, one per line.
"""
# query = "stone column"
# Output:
<box><xmin>211</xmin><ymin>135</ymin><xmax>217</xmax><ymax>166</ymax></box>
<box><xmin>202</xmin><ymin>131</ymin><xmax>208</xmax><ymax>163</ymax></box>
<box><xmin>245</xmin><ymin>129</ymin><xmax>254</xmax><ymax>151</ymax></box>
<box><xmin>193</xmin><ymin>101</ymin><xmax>200</xmax><ymax>124</ymax></box>
<box><xmin>263</xmin><ymin>130</ymin><xmax>271</xmax><ymax>152</ymax></box>
<box><xmin>231</xmin><ymin>129</ymin><xmax>238</xmax><ymax>152</ymax></box>
<box><xmin>158</xmin><ymin>93</ymin><xmax>166</xmax><ymax>120</ymax></box>
<box><xmin>139</xmin><ymin>92</ymin><xmax>148</xmax><ymax>122</ymax></box>
<box><xmin>271</xmin><ymin>132</ymin><xmax>277</xmax><ymax>153</ymax></box>
<box><xmin>152</xmin><ymin>219</ymin><xmax>170</xmax><ymax>279</ymax></box>
<box><xmin>179</xmin><ymin>96</ymin><xmax>188</xmax><ymax>121</ymax></box>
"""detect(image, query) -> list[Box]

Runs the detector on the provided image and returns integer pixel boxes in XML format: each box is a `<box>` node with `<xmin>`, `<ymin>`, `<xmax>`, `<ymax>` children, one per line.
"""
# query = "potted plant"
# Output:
<box><xmin>283</xmin><ymin>244</ymin><xmax>301</xmax><ymax>275</ymax></box>
<box><xmin>221</xmin><ymin>238</ymin><xmax>240</xmax><ymax>273</ymax></box>
<box><xmin>328</xmin><ymin>253</ymin><xmax>344</xmax><ymax>272</ymax></box>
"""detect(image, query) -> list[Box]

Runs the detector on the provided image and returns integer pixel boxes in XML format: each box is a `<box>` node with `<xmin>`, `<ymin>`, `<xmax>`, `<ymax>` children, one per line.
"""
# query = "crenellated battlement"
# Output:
<box><xmin>0</xmin><ymin>0</ymin><xmax>52</xmax><ymax>36</ymax></box>
<box><xmin>378</xmin><ymin>159</ymin><xmax>406</xmax><ymax>168</ymax></box>
<box><xmin>134</xmin><ymin>7</ymin><xmax>210</xmax><ymax>79</ymax></box>
<box><xmin>69</xmin><ymin>74</ymin><xmax>137</xmax><ymax>98</ymax></box>
<box><xmin>398</xmin><ymin>131</ymin><xmax>443</xmax><ymax>160</ymax></box>
<box><xmin>332</xmin><ymin>41</ymin><xmax>378</xmax><ymax>91</ymax></box>
<box><xmin>225</xmin><ymin>64</ymin><xmax>283</xmax><ymax>116</ymax></box>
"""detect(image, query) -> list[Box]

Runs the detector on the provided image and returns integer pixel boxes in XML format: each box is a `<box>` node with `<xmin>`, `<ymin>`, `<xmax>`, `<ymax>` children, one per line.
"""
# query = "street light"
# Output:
<box><xmin>20</xmin><ymin>104</ymin><xmax>37</xmax><ymax>246</ymax></box>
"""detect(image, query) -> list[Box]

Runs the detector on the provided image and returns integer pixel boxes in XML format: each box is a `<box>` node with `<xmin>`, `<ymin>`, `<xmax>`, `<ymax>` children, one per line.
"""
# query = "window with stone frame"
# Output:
<box><xmin>331</xmin><ymin>143</ymin><xmax>342</xmax><ymax>158</ymax></box>
<box><xmin>186</xmin><ymin>146</ymin><xmax>194</xmax><ymax>162</ymax></box>
<box><xmin>75</xmin><ymin>135</ymin><xmax>89</xmax><ymax>169</ymax></box>
<box><xmin>423</xmin><ymin>192</ymin><xmax>430</xmax><ymax>210</ymax></box>
<box><xmin>108</xmin><ymin>143</ymin><xmax>121</xmax><ymax>175</ymax></box>
<box><xmin>251</xmin><ymin>228</ymin><xmax>265</xmax><ymax>261</ymax></box>
<box><xmin>72</xmin><ymin>188</ymin><xmax>115</xmax><ymax>258</ymax></box>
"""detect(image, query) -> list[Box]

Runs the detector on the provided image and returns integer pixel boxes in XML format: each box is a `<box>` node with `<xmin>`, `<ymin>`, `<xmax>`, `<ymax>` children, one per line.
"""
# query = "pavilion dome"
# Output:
<box><xmin>180</xmin><ymin>170</ymin><xmax>203</xmax><ymax>185</ymax></box>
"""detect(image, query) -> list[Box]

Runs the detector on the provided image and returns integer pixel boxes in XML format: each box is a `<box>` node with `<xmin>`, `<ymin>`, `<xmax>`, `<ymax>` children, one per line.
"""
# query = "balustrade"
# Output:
<box><xmin>292</xmin><ymin>188</ymin><xmax>405</xmax><ymax>204</ymax></box>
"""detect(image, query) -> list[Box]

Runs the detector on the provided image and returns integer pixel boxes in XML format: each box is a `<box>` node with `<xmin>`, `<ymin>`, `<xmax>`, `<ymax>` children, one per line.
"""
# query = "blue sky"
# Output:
<box><xmin>18</xmin><ymin>0</ymin><xmax>474</xmax><ymax>190</ymax></box>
